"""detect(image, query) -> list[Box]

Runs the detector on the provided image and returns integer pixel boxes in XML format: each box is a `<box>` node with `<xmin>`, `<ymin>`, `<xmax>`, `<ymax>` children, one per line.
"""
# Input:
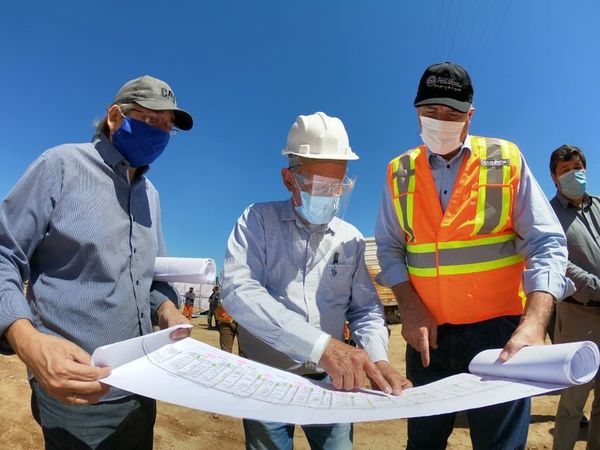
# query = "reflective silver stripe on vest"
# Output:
<box><xmin>406</xmin><ymin>238</ymin><xmax>519</xmax><ymax>269</ymax></box>
<box><xmin>405</xmin><ymin>251</ymin><xmax>437</xmax><ymax>270</ymax></box>
<box><xmin>478</xmin><ymin>138</ymin><xmax>508</xmax><ymax>235</ymax></box>
<box><xmin>393</xmin><ymin>153</ymin><xmax>415</xmax><ymax>240</ymax></box>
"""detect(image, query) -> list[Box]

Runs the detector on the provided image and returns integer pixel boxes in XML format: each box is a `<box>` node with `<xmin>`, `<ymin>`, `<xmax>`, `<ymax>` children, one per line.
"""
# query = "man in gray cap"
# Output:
<box><xmin>0</xmin><ymin>75</ymin><xmax>193</xmax><ymax>449</ymax></box>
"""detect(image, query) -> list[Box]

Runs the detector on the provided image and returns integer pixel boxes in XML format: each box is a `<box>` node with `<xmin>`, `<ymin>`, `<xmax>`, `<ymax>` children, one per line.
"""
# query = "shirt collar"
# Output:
<box><xmin>426</xmin><ymin>134</ymin><xmax>472</xmax><ymax>166</ymax></box>
<box><xmin>93</xmin><ymin>134</ymin><xmax>150</xmax><ymax>176</ymax></box>
<box><xmin>555</xmin><ymin>190</ymin><xmax>591</xmax><ymax>210</ymax></box>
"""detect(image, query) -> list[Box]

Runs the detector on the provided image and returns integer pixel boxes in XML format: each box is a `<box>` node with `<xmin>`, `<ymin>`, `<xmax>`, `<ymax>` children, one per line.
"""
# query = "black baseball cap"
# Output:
<box><xmin>414</xmin><ymin>62</ymin><xmax>474</xmax><ymax>113</ymax></box>
<box><xmin>113</xmin><ymin>75</ymin><xmax>194</xmax><ymax>131</ymax></box>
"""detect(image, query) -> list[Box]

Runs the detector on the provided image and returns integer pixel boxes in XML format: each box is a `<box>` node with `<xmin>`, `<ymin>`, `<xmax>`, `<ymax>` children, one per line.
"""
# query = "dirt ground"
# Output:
<box><xmin>0</xmin><ymin>316</ymin><xmax>593</xmax><ymax>449</ymax></box>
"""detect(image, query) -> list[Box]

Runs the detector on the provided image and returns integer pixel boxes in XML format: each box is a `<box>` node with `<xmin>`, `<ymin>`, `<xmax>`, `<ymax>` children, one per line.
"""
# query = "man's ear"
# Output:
<box><xmin>460</xmin><ymin>107</ymin><xmax>476</xmax><ymax>142</ymax></box>
<box><xmin>281</xmin><ymin>167</ymin><xmax>294</xmax><ymax>192</ymax></box>
<box><xmin>107</xmin><ymin>104</ymin><xmax>124</xmax><ymax>136</ymax></box>
<box><xmin>282</xmin><ymin>167</ymin><xmax>302</xmax><ymax>206</ymax></box>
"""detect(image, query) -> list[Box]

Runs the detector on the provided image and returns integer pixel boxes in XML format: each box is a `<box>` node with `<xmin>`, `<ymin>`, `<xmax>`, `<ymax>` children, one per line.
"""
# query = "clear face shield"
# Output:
<box><xmin>291</xmin><ymin>171</ymin><xmax>356</xmax><ymax>224</ymax></box>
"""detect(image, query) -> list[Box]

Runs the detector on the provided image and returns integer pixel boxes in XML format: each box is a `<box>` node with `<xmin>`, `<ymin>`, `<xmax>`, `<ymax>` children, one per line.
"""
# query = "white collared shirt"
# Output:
<box><xmin>222</xmin><ymin>200</ymin><xmax>389</xmax><ymax>374</ymax></box>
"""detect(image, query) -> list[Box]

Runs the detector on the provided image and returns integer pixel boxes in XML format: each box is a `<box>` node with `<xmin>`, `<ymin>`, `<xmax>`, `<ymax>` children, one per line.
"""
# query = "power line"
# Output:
<box><xmin>448</xmin><ymin>0</ymin><xmax>465</xmax><ymax>61</ymax></box>
<box><xmin>471</xmin><ymin>0</ymin><xmax>496</xmax><ymax>67</ymax></box>
<box><xmin>477</xmin><ymin>0</ymin><xmax>513</xmax><ymax>79</ymax></box>
<box><xmin>433</xmin><ymin>0</ymin><xmax>446</xmax><ymax>59</ymax></box>
<box><xmin>462</xmin><ymin>0</ymin><xmax>484</xmax><ymax>68</ymax></box>
<box><xmin>439</xmin><ymin>0</ymin><xmax>452</xmax><ymax>61</ymax></box>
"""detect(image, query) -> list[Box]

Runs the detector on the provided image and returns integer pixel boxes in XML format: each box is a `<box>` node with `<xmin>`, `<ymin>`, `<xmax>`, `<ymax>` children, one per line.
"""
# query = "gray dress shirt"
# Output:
<box><xmin>550</xmin><ymin>192</ymin><xmax>600</xmax><ymax>303</ymax></box>
<box><xmin>222</xmin><ymin>200</ymin><xmax>389</xmax><ymax>375</ymax></box>
<box><xmin>0</xmin><ymin>136</ymin><xmax>174</xmax><ymax>393</ymax></box>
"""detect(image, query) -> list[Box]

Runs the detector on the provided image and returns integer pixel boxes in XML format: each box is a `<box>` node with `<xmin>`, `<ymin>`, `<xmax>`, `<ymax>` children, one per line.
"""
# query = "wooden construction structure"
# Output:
<box><xmin>364</xmin><ymin>237</ymin><xmax>400</xmax><ymax>323</ymax></box>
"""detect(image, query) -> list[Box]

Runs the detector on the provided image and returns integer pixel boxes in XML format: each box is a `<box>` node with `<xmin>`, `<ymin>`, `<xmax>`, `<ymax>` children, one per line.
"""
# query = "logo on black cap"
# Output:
<box><xmin>414</xmin><ymin>62</ymin><xmax>473</xmax><ymax>113</ymax></box>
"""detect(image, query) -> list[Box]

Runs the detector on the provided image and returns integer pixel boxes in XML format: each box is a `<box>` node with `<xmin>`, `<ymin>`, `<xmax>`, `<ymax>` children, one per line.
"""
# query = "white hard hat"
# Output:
<box><xmin>281</xmin><ymin>112</ymin><xmax>359</xmax><ymax>161</ymax></box>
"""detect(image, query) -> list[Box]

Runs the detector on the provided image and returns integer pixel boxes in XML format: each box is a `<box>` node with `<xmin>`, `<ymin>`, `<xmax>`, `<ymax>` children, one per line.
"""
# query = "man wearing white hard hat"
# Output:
<box><xmin>222</xmin><ymin>112</ymin><xmax>410</xmax><ymax>449</ymax></box>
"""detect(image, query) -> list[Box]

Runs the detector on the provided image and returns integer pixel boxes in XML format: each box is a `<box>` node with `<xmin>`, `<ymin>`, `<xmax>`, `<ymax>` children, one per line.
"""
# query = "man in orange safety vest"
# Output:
<box><xmin>375</xmin><ymin>61</ymin><xmax>574</xmax><ymax>449</ymax></box>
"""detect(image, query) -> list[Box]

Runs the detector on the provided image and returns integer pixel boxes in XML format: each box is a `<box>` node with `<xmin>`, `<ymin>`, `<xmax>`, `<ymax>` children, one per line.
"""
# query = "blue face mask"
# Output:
<box><xmin>558</xmin><ymin>169</ymin><xmax>587</xmax><ymax>199</ymax></box>
<box><xmin>112</xmin><ymin>116</ymin><xmax>170</xmax><ymax>167</ymax></box>
<box><xmin>294</xmin><ymin>191</ymin><xmax>340</xmax><ymax>225</ymax></box>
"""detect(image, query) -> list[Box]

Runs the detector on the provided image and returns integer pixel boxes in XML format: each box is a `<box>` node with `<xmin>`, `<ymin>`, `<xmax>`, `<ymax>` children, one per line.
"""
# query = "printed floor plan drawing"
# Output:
<box><xmin>92</xmin><ymin>325</ymin><xmax>599</xmax><ymax>424</ymax></box>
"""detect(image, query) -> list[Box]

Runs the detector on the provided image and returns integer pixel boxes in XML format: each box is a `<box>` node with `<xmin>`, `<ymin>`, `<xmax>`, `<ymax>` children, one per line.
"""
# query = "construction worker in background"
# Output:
<box><xmin>183</xmin><ymin>287</ymin><xmax>195</xmax><ymax>320</ymax></box>
<box><xmin>222</xmin><ymin>112</ymin><xmax>411</xmax><ymax>450</ymax></box>
<box><xmin>207</xmin><ymin>285</ymin><xmax>220</xmax><ymax>329</ymax></box>
<box><xmin>215</xmin><ymin>300</ymin><xmax>238</xmax><ymax>353</ymax></box>
<box><xmin>375</xmin><ymin>62</ymin><xmax>574</xmax><ymax>449</ymax></box>
<box><xmin>549</xmin><ymin>145</ymin><xmax>600</xmax><ymax>449</ymax></box>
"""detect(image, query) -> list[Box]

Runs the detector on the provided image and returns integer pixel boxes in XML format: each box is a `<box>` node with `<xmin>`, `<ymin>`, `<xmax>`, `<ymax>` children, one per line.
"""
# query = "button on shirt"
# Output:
<box><xmin>222</xmin><ymin>200</ymin><xmax>389</xmax><ymax>374</ymax></box>
<box><xmin>550</xmin><ymin>192</ymin><xmax>600</xmax><ymax>303</ymax></box>
<box><xmin>0</xmin><ymin>136</ymin><xmax>173</xmax><ymax>397</ymax></box>
<box><xmin>375</xmin><ymin>135</ymin><xmax>574</xmax><ymax>301</ymax></box>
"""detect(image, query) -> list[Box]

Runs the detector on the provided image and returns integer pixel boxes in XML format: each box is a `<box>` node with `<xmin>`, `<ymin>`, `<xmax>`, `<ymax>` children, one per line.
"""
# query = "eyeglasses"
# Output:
<box><xmin>292</xmin><ymin>171</ymin><xmax>355</xmax><ymax>197</ymax></box>
<box><xmin>127</xmin><ymin>108</ymin><xmax>180</xmax><ymax>136</ymax></box>
<box><xmin>555</xmin><ymin>151</ymin><xmax>579</xmax><ymax>162</ymax></box>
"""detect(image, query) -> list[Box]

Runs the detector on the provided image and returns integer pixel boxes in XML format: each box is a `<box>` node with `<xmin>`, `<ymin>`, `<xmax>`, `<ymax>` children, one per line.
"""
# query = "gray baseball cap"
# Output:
<box><xmin>113</xmin><ymin>75</ymin><xmax>193</xmax><ymax>130</ymax></box>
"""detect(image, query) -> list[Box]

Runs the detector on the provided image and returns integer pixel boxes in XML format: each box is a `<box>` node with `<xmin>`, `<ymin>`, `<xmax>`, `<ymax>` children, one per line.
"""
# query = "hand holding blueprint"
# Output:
<box><xmin>153</xmin><ymin>257</ymin><xmax>216</xmax><ymax>283</ymax></box>
<box><xmin>92</xmin><ymin>326</ymin><xmax>599</xmax><ymax>424</ymax></box>
<box><xmin>469</xmin><ymin>342</ymin><xmax>599</xmax><ymax>385</ymax></box>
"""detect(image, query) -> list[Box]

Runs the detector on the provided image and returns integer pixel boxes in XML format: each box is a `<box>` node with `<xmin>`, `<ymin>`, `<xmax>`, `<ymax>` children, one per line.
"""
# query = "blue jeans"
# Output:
<box><xmin>31</xmin><ymin>380</ymin><xmax>156</xmax><ymax>449</ymax></box>
<box><xmin>243</xmin><ymin>419</ymin><xmax>353</xmax><ymax>450</ymax></box>
<box><xmin>406</xmin><ymin>316</ymin><xmax>530</xmax><ymax>450</ymax></box>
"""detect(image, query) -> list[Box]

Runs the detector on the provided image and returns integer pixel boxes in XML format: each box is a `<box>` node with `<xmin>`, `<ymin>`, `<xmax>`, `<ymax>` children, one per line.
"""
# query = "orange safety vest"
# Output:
<box><xmin>215</xmin><ymin>304</ymin><xmax>234</xmax><ymax>324</ymax></box>
<box><xmin>387</xmin><ymin>136</ymin><xmax>526</xmax><ymax>325</ymax></box>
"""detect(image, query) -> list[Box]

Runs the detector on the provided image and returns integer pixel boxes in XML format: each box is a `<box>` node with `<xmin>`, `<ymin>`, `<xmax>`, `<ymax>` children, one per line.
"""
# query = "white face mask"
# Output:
<box><xmin>419</xmin><ymin>116</ymin><xmax>465</xmax><ymax>155</ymax></box>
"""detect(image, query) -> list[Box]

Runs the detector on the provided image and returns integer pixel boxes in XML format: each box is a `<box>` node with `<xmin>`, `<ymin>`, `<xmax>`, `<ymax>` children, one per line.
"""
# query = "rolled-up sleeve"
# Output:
<box><xmin>513</xmin><ymin>156</ymin><xmax>575</xmax><ymax>300</ymax></box>
<box><xmin>374</xmin><ymin>181</ymin><xmax>409</xmax><ymax>288</ymax></box>
<box><xmin>0</xmin><ymin>154</ymin><xmax>61</xmax><ymax>349</ymax></box>
<box><xmin>221</xmin><ymin>205</ymin><xmax>326</xmax><ymax>362</ymax></box>
<box><xmin>567</xmin><ymin>262</ymin><xmax>600</xmax><ymax>302</ymax></box>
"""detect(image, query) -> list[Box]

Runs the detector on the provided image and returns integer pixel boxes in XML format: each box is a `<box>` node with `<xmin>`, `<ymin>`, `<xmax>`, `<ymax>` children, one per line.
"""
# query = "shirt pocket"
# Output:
<box><xmin>321</xmin><ymin>263</ymin><xmax>355</xmax><ymax>305</ymax></box>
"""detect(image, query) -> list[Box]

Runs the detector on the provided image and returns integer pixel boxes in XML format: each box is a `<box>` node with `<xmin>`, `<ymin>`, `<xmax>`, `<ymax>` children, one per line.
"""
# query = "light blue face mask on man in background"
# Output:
<box><xmin>559</xmin><ymin>169</ymin><xmax>587</xmax><ymax>199</ymax></box>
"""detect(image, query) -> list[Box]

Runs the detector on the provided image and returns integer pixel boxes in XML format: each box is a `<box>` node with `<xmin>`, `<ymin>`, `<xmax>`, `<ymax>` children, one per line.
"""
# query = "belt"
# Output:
<box><xmin>563</xmin><ymin>297</ymin><xmax>600</xmax><ymax>308</ymax></box>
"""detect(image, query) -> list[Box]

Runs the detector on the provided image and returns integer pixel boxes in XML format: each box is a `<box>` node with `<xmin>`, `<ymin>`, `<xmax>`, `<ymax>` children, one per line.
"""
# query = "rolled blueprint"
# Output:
<box><xmin>153</xmin><ymin>257</ymin><xmax>217</xmax><ymax>284</ymax></box>
<box><xmin>468</xmin><ymin>341</ymin><xmax>600</xmax><ymax>385</ymax></box>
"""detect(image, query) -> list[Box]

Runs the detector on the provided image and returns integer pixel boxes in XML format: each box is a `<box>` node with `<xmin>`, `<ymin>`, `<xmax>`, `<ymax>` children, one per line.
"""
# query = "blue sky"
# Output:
<box><xmin>1</xmin><ymin>1</ymin><xmax>598</xmax><ymax>271</ymax></box>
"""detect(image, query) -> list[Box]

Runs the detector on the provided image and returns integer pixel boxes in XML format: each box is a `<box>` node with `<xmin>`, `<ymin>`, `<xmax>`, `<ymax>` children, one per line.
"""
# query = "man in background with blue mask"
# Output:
<box><xmin>222</xmin><ymin>112</ymin><xmax>410</xmax><ymax>450</ymax></box>
<box><xmin>549</xmin><ymin>144</ymin><xmax>600</xmax><ymax>450</ymax></box>
<box><xmin>0</xmin><ymin>75</ymin><xmax>193</xmax><ymax>449</ymax></box>
<box><xmin>376</xmin><ymin>62</ymin><xmax>573</xmax><ymax>449</ymax></box>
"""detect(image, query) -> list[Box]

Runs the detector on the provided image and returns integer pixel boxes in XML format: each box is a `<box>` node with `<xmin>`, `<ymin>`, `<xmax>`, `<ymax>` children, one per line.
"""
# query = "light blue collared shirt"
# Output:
<box><xmin>375</xmin><ymin>135</ymin><xmax>574</xmax><ymax>301</ymax></box>
<box><xmin>222</xmin><ymin>200</ymin><xmax>389</xmax><ymax>375</ymax></box>
<box><xmin>0</xmin><ymin>136</ymin><xmax>176</xmax><ymax>400</ymax></box>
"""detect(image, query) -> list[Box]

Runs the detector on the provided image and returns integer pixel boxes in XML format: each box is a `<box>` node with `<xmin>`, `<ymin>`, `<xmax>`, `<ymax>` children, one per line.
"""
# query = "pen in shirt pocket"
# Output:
<box><xmin>331</xmin><ymin>252</ymin><xmax>339</xmax><ymax>277</ymax></box>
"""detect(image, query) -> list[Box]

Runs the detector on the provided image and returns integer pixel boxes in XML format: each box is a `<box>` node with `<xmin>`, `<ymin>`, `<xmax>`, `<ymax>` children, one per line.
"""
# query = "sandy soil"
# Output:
<box><xmin>0</xmin><ymin>317</ymin><xmax>593</xmax><ymax>449</ymax></box>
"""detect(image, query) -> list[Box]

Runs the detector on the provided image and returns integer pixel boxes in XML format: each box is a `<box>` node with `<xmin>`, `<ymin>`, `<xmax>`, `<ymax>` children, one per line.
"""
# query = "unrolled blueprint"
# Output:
<box><xmin>92</xmin><ymin>326</ymin><xmax>599</xmax><ymax>424</ymax></box>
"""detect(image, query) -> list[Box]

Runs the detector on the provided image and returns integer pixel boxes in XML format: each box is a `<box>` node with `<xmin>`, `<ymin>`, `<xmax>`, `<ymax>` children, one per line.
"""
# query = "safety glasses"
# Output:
<box><xmin>291</xmin><ymin>171</ymin><xmax>356</xmax><ymax>197</ymax></box>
